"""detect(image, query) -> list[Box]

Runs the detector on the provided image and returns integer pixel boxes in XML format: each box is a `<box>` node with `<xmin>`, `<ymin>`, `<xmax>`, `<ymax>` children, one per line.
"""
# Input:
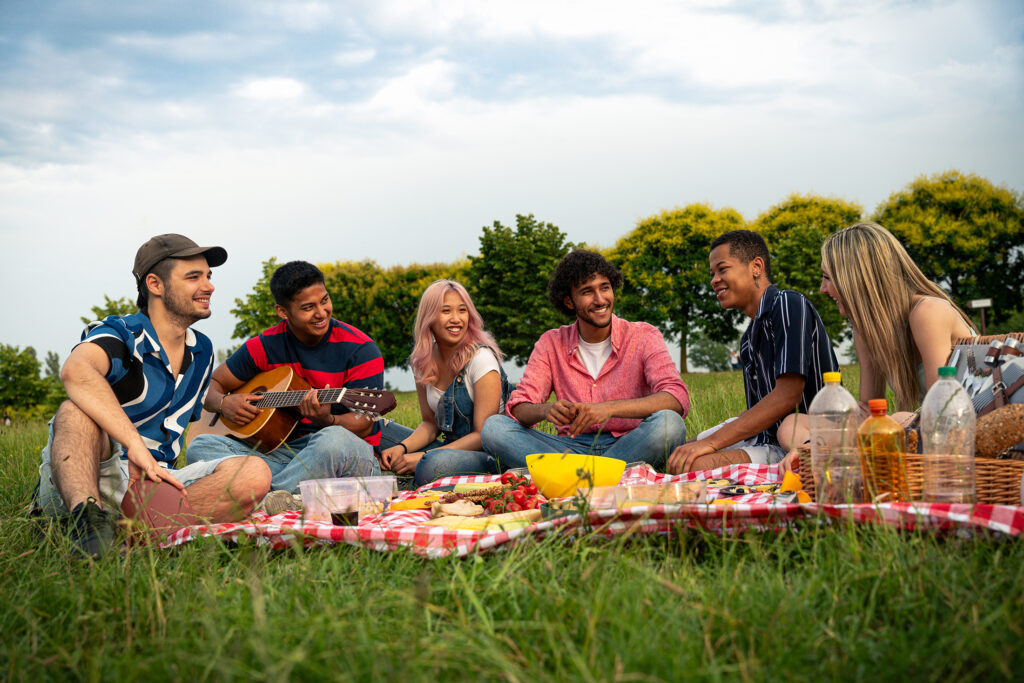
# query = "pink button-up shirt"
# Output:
<box><xmin>506</xmin><ymin>315</ymin><xmax>690</xmax><ymax>437</ymax></box>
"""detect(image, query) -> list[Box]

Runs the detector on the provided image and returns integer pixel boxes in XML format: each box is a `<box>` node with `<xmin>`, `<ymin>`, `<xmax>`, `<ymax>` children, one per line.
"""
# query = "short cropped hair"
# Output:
<box><xmin>547</xmin><ymin>249</ymin><xmax>624</xmax><ymax>317</ymax></box>
<box><xmin>270</xmin><ymin>261</ymin><xmax>326</xmax><ymax>305</ymax></box>
<box><xmin>710</xmin><ymin>230</ymin><xmax>772</xmax><ymax>282</ymax></box>
<box><xmin>135</xmin><ymin>258</ymin><xmax>176</xmax><ymax>313</ymax></box>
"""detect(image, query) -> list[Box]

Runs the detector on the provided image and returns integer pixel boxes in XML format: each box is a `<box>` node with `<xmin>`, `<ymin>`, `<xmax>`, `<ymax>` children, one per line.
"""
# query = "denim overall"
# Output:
<box><xmin>433</xmin><ymin>354</ymin><xmax>512</xmax><ymax>442</ymax></box>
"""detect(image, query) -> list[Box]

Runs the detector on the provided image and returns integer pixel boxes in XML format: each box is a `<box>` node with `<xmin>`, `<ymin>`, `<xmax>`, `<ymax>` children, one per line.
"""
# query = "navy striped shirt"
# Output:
<box><xmin>740</xmin><ymin>285</ymin><xmax>838</xmax><ymax>446</ymax></box>
<box><xmin>226</xmin><ymin>319</ymin><xmax>385</xmax><ymax>446</ymax></box>
<box><xmin>80</xmin><ymin>313</ymin><xmax>214</xmax><ymax>464</ymax></box>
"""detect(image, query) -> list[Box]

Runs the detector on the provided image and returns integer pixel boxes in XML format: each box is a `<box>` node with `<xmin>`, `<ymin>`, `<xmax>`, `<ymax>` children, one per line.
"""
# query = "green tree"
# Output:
<box><xmin>688</xmin><ymin>331</ymin><xmax>733</xmax><ymax>372</ymax></box>
<box><xmin>468</xmin><ymin>214</ymin><xmax>578</xmax><ymax>365</ymax></box>
<box><xmin>230</xmin><ymin>258</ymin><xmax>281</xmax><ymax>340</ymax></box>
<box><xmin>41</xmin><ymin>350</ymin><xmax>67</xmax><ymax>413</ymax></box>
<box><xmin>0</xmin><ymin>344</ymin><xmax>47</xmax><ymax>411</ymax></box>
<box><xmin>610</xmin><ymin>203</ymin><xmax>746</xmax><ymax>372</ymax></box>
<box><xmin>754</xmin><ymin>193</ymin><xmax>864</xmax><ymax>346</ymax></box>
<box><xmin>81</xmin><ymin>294</ymin><xmax>136</xmax><ymax>325</ymax></box>
<box><xmin>323</xmin><ymin>259</ymin><xmax>441</xmax><ymax>370</ymax></box>
<box><xmin>44</xmin><ymin>351</ymin><xmax>61</xmax><ymax>379</ymax></box>
<box><xmin>348</xmin><ymin>260</ymin><xmax>471</xmax><ymax>370</ymax></box>
<box><xmin>230</xmin><ymin>257</ymin><xmax>471</xmax><ymax>370</ymax></box>
<box><xmin>874</xmin><ymin>170</ymin><xmax>1024</xmax><ymax>326</ymax></box>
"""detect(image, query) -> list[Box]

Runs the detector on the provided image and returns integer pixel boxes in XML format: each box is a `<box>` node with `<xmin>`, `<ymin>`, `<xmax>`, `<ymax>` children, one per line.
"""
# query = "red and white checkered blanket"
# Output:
<box><xmin>161</xmin><ymin>464</ymin><xmax>1024</xmax><ymax>558</ymax></box>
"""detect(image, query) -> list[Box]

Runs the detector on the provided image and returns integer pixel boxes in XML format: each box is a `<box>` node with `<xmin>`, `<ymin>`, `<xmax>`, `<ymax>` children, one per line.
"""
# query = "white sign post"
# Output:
<box><xmin>969</xmin><ymin>299</ymin><xmax>992</xmax><ymax>335</ymax></box>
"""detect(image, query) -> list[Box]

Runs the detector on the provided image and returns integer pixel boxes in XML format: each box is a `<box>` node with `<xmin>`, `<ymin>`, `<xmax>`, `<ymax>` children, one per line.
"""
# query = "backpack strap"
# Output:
<box><xmin>978</xmin><ymin>341</ymin><xmax>1024</xmax><ymax>416</ymax></box>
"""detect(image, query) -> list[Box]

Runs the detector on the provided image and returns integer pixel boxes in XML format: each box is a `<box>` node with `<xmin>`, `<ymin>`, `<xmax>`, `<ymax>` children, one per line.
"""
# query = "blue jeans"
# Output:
<box><xmin>480</xmin><ymin>410</ymin><xmax>686</xmax><ymax>471</ymax></box>
<box><xmin>186</xmin><ymin>426</ymin><xmax>380</xmax><ymax>494</ymax></box>
<box><xmin>378</xmin><ymin>420</ymin><xmax>499</xmax><ymax>487</ymax></box>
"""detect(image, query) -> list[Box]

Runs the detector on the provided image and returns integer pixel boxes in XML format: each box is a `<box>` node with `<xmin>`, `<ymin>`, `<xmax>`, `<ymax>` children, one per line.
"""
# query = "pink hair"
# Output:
<box><xmin>408</xmin><ymin>280</ymin><xmax>503</xmax><ymax>386</ymax></box>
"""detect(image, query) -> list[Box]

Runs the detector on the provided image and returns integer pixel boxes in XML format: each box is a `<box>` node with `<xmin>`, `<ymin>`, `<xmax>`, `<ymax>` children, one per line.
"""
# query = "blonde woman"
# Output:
<box><xmin>780</xmin><ymin>221</ymin><xmax>976</xmax><ymax>471</ymax></box>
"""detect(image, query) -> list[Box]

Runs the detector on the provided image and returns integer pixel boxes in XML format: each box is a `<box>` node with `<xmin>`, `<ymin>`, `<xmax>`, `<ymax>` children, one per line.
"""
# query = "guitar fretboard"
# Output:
<box><xmin>253</xmin><ymin>388</ymin><xmax>348</xmax><ymax>409</ymax></box>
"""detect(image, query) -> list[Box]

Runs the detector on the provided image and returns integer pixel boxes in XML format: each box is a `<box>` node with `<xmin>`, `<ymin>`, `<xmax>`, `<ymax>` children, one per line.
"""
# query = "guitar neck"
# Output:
<box><xmin>253</xmin><ymin>388</ymin><xmax>348</xmax><ymax>409</ymax></box>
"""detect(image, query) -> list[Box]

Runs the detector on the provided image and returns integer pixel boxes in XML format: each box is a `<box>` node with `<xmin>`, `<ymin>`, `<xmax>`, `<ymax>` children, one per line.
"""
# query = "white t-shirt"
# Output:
<box><xmin>576</xmin><ymin>336</ymin><xmax>612</xmax><ymax>380</ymax></box>
<box><xmin>424</xmin><ymin>347</ymin><xmax>501</xmax><ymax>414</ymax></box>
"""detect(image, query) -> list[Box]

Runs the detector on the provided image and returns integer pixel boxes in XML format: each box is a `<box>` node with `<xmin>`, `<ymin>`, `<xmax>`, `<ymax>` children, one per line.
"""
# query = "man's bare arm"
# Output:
<box><xmin>61</xmin><ymin>343</ymin><xmax>185</xmax><ymax>491</ymax></box>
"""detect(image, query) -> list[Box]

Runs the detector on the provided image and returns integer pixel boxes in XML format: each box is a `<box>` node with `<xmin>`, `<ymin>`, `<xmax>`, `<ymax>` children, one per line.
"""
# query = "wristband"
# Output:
<box><xmin>397</xmin><ymin>442</ymin><xmax>408</xmax><ymax>454</ymax></box>
<box><xmin>217</xmin><ymin>394</ymin><xmax>229</xmax><ymax>414</ymax></box>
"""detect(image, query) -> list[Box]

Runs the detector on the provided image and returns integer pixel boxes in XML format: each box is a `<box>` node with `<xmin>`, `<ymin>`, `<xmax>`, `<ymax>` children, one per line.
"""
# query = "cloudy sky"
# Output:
<box><xmin>1</xmin><ymin>0</ymin><xmax>1021</xmax><ymax>385</ymax></box>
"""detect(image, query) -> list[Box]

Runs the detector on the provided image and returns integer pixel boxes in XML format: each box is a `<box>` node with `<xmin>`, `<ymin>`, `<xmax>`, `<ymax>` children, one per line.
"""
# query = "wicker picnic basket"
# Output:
<box><xmin>797</xmin><ymin>445</ymin><xmax>1024</xmax><ymax>505</ymax></box>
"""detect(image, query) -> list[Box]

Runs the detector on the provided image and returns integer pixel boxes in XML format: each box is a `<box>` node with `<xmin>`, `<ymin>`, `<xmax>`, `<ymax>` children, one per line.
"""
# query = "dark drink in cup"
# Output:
<box><xmin>330</xmin><ymin>509</ymin><xmax>358</xmax><ymax>526</ymax></box>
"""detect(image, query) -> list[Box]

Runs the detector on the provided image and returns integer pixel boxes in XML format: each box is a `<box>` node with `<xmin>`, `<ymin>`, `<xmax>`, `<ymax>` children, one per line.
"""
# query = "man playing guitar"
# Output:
<box><xmin>186</xmin><ymin>261</ymin><xmax>385</xmax><ymax>494</ymax></box>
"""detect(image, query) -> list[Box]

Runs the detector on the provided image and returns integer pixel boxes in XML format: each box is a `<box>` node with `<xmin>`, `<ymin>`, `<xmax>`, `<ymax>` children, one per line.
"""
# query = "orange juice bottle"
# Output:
<box><xmin>857</xmin><ymin>399</ymin><xmax>909</xmax><ymax>502</ymax></box>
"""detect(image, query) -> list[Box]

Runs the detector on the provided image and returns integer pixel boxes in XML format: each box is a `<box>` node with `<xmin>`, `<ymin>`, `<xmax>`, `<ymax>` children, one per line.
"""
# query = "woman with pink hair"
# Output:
<box><xmin>379</xmin><ymin>280</ymin><xmax>509</xmax><ymax>486</ymax></box>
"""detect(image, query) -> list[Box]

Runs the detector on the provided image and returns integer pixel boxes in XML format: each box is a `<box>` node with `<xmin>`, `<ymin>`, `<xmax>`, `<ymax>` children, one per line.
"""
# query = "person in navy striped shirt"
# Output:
<box><xmin>35</xmin><ymin>234</ymin><xmax>273</xmax><ymax>558</ymax></box>
<box><xmin>186</xmin><ymin>261</ymin><xmax>384</xmax><ymax>494</ymax></box>
<box><xmin>668</xmin><ymin>230</ymin><xmax>838</xmax><ymax>474</ymax></box>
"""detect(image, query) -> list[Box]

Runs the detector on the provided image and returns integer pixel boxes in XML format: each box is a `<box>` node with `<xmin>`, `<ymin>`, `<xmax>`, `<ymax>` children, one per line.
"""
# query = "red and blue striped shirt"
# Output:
<box><xmin>226</xmin><ymin>319</ymin><xmax>384</xmax><ymax>447</ymax></box>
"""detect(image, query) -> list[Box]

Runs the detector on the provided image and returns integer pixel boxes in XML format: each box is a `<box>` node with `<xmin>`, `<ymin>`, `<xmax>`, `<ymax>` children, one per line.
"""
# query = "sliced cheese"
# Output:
<box><xmin>390</xmin><ymin>495</ymin><xmax>442</xmax><ymax>511</ymax></box>
<box><xmin>419</xmin><ymin>508</ymin><xmax>542</xmax><ymax>531</ymax></box>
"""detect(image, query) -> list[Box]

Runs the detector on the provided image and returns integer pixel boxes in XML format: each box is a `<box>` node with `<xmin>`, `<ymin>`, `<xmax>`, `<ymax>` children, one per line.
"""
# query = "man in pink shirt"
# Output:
<box><xmin>481</xmin><ymin>250</ymin><xmax>689</xmax><ymax>469</ymax></box>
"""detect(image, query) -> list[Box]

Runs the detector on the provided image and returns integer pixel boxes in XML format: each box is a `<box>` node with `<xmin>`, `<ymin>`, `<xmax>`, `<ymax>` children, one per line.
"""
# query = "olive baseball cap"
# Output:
<box><xmin>132</xmin><ymin>234</ymin><xmax>228</xmax><ymax>282</ymax></box>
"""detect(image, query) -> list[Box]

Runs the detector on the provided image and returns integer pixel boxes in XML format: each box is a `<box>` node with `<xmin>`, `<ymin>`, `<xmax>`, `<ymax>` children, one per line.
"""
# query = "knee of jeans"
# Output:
<box><xmin>481</xmin><ymin>414</ymin><xmax>513</xmax><ymax>446</ymax></box>
<box><xmin>185</xmin><ymin>435</ymin><xmax>224</xmax><ymax>463</ymax></box>
<box><xmin>312</xmin><ymin>426</ymin><xmax>366</xmax><ymax>450</ymax></box>
<box><xmin>650</xmin><ymin>410</ymin><xmax>686</xmax><ymax>440</ymax></box>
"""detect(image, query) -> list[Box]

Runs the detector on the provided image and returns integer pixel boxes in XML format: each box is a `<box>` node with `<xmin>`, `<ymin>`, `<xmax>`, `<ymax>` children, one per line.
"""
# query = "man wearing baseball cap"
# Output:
<box><xmin>34</xmin><ymin>234</ymin><xmax>272</xmax><ymax>558</ymax></box>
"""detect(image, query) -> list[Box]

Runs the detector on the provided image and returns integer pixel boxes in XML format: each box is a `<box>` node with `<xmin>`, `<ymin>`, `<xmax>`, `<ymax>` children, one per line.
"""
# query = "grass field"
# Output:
<box><xmin>1</xmin><ymin>369</ymin><xmax>1022</xmax><ymax>681</ymax></box>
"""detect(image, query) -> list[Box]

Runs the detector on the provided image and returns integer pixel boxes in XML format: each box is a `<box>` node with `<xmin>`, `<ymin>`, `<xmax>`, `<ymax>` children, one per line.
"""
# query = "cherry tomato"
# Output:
<box><xmin>525</xmin><ymin>483</ymin><xmax>538</xmax><ymax>496</ymax></box>
<box><xmin>507</xmin><ymin>502</ymin><xmax>522</xmax><ymax>512</ymax></box>
<box><xmin>500</xmin><ymin>472</ymin><xmax>515</xmax><ymax>485</ymax></box>
<box><xmin>525</xmin><ymin>497</ymin><xmax>540</xmax><ymax>510</ymax></box>
<box><xmin>512</xmin><ymin>489</ymin><xmax>526</xmax><ymax>506</ymax></box>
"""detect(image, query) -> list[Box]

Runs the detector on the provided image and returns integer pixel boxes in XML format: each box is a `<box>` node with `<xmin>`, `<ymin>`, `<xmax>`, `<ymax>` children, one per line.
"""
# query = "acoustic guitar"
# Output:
<box><xmin>184</xmin><ymin>366</ymin><xmax>397</xmax><ymax>453</ymax></box>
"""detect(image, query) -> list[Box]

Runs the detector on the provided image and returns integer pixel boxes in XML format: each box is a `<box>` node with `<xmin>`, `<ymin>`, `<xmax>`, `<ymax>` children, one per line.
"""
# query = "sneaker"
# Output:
<box><xmin>68</xmin><ymin>498</ymin><xmax>117</xmax><ymax>559</ymax></box>
<box><xmin>260</xmin><ymin>490</ymin><xmax>299</xmax><ymax>516</ymax></box>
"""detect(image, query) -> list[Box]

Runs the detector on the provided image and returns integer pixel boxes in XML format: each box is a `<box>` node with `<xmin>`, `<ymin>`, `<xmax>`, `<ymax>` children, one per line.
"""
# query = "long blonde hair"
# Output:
<box><xmin>822</xmin><ymin>222</ymin><xmax>972</xmax><ymax>410</ymax></box>
<box><xmin>408</xmin><ymin>280</ymin><xmax>502</xmax><ymax>386</ymax></box>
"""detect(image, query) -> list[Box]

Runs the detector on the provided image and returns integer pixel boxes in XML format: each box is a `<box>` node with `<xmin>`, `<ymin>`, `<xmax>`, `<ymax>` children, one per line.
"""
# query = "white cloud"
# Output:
<box><xmin>110</xmin><ymin>32</ymin><xmax>263</xmax><ymax>61</ymax></box>
<box><xmin>0</xmin><ymin>0</ymin><xmax>1021</xmax><ymax>373</ymax></box>
<box><xmin>256</xmin><ymin>1</ymin><xmax>335</xmax><ymax>31</ymax></box>
<box><xmin>233</xmin><ymin>77</ymin><xmax>307</xmax><ymax>100</ymax></box>
<box><xmin>334</xmin><ymin>48</ymin><xmax>377</xmax><ymax>66</ymax></box>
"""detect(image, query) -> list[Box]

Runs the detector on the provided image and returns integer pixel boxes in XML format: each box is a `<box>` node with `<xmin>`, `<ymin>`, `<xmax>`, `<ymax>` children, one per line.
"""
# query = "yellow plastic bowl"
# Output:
<box><xmin>525</xmin><ymin>453</ymin><xmax>627</xmax><ymax>499</ymax></box>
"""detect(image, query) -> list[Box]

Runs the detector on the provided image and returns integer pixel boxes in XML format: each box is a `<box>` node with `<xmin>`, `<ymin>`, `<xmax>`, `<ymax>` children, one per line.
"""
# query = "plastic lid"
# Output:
<box><xmin>867</xmin><ymin>398</ymin><xmax>888</xmax><ymax>413</ymax></box>
<box><xmin>822</xmin><ymin>372</ymin><xmax>841</xmax><ymax>383</ymax></box>
<box><xmin>938</xmin><ymin>366</ymin><xmax>956</xmax><ymax>377</ymax></box>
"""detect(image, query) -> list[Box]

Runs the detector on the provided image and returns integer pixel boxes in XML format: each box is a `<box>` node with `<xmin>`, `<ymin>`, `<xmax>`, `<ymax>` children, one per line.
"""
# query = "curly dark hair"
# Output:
<box><xmin>709</xmin><ymin>230</ymin><xmax>772</xmax><ymax>281</ymax></box>
<box><xmin>270</xmin><ymin>261</ymin><xmax>326</xmax><ymax>305</ymax></box>
<box><xmin>547</xmin><ymin>250</ymin><xmax>624</xmax><ymax>317</ymax></box>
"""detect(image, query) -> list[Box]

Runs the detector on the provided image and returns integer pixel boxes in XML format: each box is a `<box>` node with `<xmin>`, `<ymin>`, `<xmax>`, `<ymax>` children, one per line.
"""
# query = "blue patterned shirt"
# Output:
<box><xmin>78</xmin><ymin>313</ymin><xmax>214</xmax><ymax>465</ymax></box>
<box><xmin>740</xmin><ymin>285</ymin><xmax>839</xmax><ymax>446</ymax></box>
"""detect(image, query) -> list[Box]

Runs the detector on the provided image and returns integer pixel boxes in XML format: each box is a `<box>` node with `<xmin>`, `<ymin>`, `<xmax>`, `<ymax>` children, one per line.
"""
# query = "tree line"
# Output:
<box><xmin>3</xmin><ymin>170</ymin><xmax>1022</xmax><ymax>419</ymax></box>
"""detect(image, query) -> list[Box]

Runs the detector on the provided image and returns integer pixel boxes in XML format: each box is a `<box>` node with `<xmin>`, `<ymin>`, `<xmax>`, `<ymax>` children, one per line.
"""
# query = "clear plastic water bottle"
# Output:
<box><xmin>809</xmin><ymin>372</ymin><xmax>863</xmax><ymax>504</ymax></box>
<box><xmin>921</xmin><ymin>366</ymin><xmax>976</xmax><ymax>503</ymax></box>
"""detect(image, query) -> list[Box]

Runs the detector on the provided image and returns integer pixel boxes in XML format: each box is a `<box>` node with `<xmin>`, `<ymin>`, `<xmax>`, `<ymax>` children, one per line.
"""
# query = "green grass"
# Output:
<box><xmin>2</xmin><ymin>367</ymin><xmax>1022</xmax><ymax>681</ymax></box>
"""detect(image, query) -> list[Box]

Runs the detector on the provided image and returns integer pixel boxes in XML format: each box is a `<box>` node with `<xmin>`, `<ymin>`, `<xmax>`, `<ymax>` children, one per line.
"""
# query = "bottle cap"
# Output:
<box><xmin>822</xmin><ymin>372</ymin><xmax>841</xmax><ymax>383</ymax></box>
<box><xmin>868</xmin><ymin>398</ymin><xmax>888</xmax><ymax>413</ymax></box>
<box><xmin>938</xmin><ymin>366</ymin><xmax>956</xmax><ymax>377</ymax></box>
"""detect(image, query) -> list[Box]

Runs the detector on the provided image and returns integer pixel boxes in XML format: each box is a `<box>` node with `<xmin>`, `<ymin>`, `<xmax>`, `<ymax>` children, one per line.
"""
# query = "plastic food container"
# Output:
<box><xmin>575</xmin><ymin>485</ymin><xmax>624</xmax><ymax>509</ymax></box>
<box><xmin>616</xmin><ymin>481</ymin><xmax>707</xmax><ymax>507</ymax></box>
<box><xmin>352</xmin><ymin>475</ymin><xmax>398</xmax><ymax>516</ymax></box>
<box><xmin>299</xmin><ymin>478</ymin><xmax>361</xmax><ymax>525</ymax></box>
